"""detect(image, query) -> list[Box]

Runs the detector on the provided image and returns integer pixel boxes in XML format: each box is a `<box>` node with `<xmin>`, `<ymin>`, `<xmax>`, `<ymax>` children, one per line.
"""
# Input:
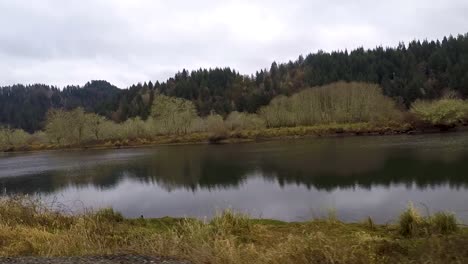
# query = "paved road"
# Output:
<box><xmin>0</xmin><ymin>255</ymin><xmax>190</xmax><ymax>264</ymax></box>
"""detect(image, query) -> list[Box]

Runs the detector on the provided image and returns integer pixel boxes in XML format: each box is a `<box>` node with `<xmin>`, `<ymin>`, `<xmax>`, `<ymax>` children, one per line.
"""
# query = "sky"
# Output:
<box><xmin>0</xmin><ymin>0</ymin><xmax>467</xmax><ymax>88</ymax></box>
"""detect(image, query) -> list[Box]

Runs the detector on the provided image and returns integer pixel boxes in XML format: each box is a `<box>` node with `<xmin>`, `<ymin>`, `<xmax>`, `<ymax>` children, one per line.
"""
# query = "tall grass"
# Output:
<box><xmin>429</xmin><ymin>212</ymin><xmax>459</xmax><ymax>234</ymax></box>
<box><xmin>398</xmin><ymin>203</ymin><xmax>427</xmax><ymax>237</ymax></box>
<box><xmin>0</xmin><ymin>197</ymin><xmax>466</xmax><ymax>263</ymax></box>
<box><xmin>398</xmin><ymin>203</ymin><xmax>459</xmax><ymax>237</ymax></box>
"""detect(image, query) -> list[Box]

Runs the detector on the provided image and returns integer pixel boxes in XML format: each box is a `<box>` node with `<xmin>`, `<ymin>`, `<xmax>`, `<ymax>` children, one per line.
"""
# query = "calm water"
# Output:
<box><xmin>1</xmin><ymin>133</ymin><xmax>468</xmax><ymax>223</ymax></box>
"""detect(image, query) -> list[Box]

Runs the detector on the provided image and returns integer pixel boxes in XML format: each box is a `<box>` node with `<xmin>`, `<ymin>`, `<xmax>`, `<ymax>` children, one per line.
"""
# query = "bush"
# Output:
<box><xmin>118</xmin><ymin>117</ymin><xmax>153</xmax><ymax>140</ymax></box>
<box><xmin>29</xmin><ymin>131</ymin><xmax>48</xmax><ymax>145</ymax></box>
<box><xmin>258</xmin><ymin>95</ymin><xmax>296</xmax><ymax>127</ymax></box>
<box><xmin>151</xmin><ymin>95</ymin><xmax>197</xmax><ymax>135</ymax></box>
<box><xmin>44</xmin><ymin>108</ymin><xmax>158</xmax><ymax>145</ymax></box>
<box><xmin>204</xmin><ymin>114</ymin><xmax>229</xmax><ymax>143</ymax></box>
<box><xmin>0</xmin><ymin>127</ymin><xmax>31</xmax><ymax>151</ymax></box>
<box><xmin>410</xmin><ymin>98</ymin><xmax>468</xmax><ymax>127</ymax></box>
<box><xmin>225</xmin><ymin>111</ymin><xmax>266</xmax><ymax>131</ymax></box>
<box><xmin>259</xmin><ymin>82</ymin><xmax>403</xmax><ymax>127</ymax></box>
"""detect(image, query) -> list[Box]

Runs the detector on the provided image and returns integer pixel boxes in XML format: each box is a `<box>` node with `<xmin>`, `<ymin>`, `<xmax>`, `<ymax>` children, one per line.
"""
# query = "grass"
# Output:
<box><xmin>0</xmin><ymin>197</ymin><xmax>467</xmax><ymax>263</ymax></box>
<box><xmin>1</xmin><ymin>122</ymin><xmax>413</xmax><ymax>153</ymax></box>
<box><xmin>398</xmin><ymin>203</ymin><xmax>459</xmax><ymax>237</ymax></box>
<box><xmin>230</xmin><ymin>122</ymin><xmax>411</xmax><ymax>139</ymax></box>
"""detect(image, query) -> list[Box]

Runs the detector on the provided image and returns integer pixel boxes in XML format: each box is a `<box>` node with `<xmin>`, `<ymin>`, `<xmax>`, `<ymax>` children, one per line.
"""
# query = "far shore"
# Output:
<box><xmin>3</xmin><ymin>122</ymin><xmax>468</xmax><ymax>154</ymax></box>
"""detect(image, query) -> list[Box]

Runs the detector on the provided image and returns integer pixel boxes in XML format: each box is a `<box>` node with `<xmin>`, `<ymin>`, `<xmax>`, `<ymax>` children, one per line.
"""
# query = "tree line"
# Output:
<box><xmin>0</xmin><ymin>92</ymin><xmax>267</xmax><ymax>150</ymax></box>
<box><xmin>3</xmin><ymin>81</ymin><xmax>468</xmax><ymax>151</ymax></box>
<box><xmin>1</xmin><ymin>33</ymin><xmax>468</xmax><ymax>133</ymax></box>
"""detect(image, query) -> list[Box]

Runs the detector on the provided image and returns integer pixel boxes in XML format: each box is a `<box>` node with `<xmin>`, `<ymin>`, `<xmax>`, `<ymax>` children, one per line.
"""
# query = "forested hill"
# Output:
<box><xmin>1</xmin><ymin>33</ymin><xmax>468</xmax><ymax>132</ymax></box>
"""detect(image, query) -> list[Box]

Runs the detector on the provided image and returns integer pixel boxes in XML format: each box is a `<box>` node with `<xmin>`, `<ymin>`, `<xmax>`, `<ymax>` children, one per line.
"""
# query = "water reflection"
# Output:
<box><xmin>1</xmin><ymin>133</ymin><xmax>468</xmax><ymax>222</ymax></box>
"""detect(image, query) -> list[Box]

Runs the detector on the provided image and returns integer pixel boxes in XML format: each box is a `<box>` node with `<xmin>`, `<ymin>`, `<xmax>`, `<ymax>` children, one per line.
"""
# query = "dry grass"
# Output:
<box><xmin>0</xmin><ymin>197</ymin><xmax>467</xmax><ymax>263</ymax></box>
<box><xmin>398</xmin><ymin>203</ymin><xmax>459</xmax><ymax>237</ymax></box>
<box><xmin>231</xmin><ymin>122</ymin><xmax>412</xmax><ymax>140</ymax></box>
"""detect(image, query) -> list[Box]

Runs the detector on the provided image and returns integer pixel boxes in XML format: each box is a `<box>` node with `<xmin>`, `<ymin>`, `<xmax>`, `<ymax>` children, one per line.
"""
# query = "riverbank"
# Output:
<box><xmin>0</xmin><ymin>122</ymin><xmax>430</xmax><ymax>153</ymax></box>
<box><xmin>4</xmin><ymin>122</ymin><xmax>468</xmax><ymax>154</ymax></box>
<box><xmin>0</xmin><ymin>197</ymin><xmax>467</xmax><ymax>264</ymax></box>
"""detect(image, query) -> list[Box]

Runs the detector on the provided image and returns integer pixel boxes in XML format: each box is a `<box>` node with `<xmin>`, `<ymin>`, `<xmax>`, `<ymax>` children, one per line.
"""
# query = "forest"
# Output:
<box><xmin>1</xmin><ymin>34</ymin><xmax>468</xmax><ymax>151</ymax></box>
<box><xmin>1</xmin><ymin>33</ymin><xmax>468</xmax><ymax>133</ymax></box>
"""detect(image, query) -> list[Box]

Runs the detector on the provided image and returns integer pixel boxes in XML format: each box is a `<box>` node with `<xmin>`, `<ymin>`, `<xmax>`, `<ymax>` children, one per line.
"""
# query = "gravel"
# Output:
<box><xmin>0</xmin><ymin>255</ymin><xmax>190</xmax><ymax>264</ymax></box>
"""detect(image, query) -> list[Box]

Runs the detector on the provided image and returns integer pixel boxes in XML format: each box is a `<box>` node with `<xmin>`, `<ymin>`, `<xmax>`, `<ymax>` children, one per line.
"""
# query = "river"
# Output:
<box><xmin>1</xmin><ymin>132</ymin><xmax>468</xmax><ymax>223</ymax></box>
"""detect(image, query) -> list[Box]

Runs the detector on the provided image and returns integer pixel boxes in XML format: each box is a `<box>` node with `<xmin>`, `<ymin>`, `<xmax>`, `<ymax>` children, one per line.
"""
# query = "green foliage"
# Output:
<box><xmin>258</xmin><ymin>95</ymin><xmax>295</xmax><ymax>127</ymax></box>
<box><xmin>86</xmin><ymin>113</ymin><xmax>106</xmax><ymax>141</ymax></box>
<box><xmin>151</xmin><ymin>95</ymin><xmax>197</xmax><ymax>135</ymax></box>
<box><xmin>204</xmin><ymin>113</ymin><xmax>229</xmax><ymax>143</ymax></box>
<box><xmin>259</xmin><ymin>82</ymin><xmax>403</xmax><ymax>127</ymax></box>
<box><xmin>117</xmin><ymin>117</ymin><xmax>154</xmax><ymax>140</ymax></box>
<box><xmin>45</xmin><ymin>109</ymin><xmax>71</xmax><ymax>145</ymax></box>
<box><xmin>410</xmin><ymin>98</ymin><xmax>468</xmax><ymax>126</ymax></box>
<box><xmin>45</xmin><ymin>108</ymin><xmax>94</xmax><ymax>145</ymax></box>
<box><xmin>44</xmin><ymin>107</ymin><xmax>160</xmax><ymax>146</ymax></box>
<box><xmin>3</xmin><ymin>34</ymin><xmax>468</xmax><ymax>132</ymax></box>
<box><xmin>0</xmin><ymin>81</ymin><xmax>120</xmax><ymax>132</ymax></box>
<box><xmin>30</xmin><ymin>131</ymin><xmax>48</xmax><ymax>145</ymax></box>
<box><xmin>225</xmin><ymin>111</ymin><xmax>266</xmax><ymax>131</ymax></box>
<box><xmin>0</xmin><ymin>127</ymin><xmax>30</xmax><ymax>150</ymax></box>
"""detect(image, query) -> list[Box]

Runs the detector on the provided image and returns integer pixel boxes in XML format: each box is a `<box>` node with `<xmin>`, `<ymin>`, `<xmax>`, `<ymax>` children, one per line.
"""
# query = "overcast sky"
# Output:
<box><xmin>0</xmin><ymin>0</ymin><xmax>467</xmax><ymax>88</ymax></box>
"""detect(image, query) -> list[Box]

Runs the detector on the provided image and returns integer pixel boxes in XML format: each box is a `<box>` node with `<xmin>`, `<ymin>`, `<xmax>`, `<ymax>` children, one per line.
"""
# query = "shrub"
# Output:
<box><xmin>28</xmin><ymin>131</ymin><xmax>48</xmax><ymax>145</ymax></box>
<box><xmin>45</xmin><ymin>108</ymin><xmax>116</xmax><ymax>145</ymax></box>
<box><xmin>258</xmin><ymin>95</ymin><xmax>296</xmax><ymax>127</ymax></box>
<box><xmin>204</xmin><ymin>113</ymin><xmax>229</xmax><ymax>143</ymax></box>
<box><xmin>118</xmin><ymin>117</ymin><xmax>153</xmax><ymax>140</ymax></box>
<box><xmin>410</xmin><ymin>98</ymin><xmax>468</xmax><ymax>127</ymax></box>
<box><xmin>151</xmin><ymin>95</ymin><xmax>197</xmax><ymax>135</ymax></box>
<box><xmin>188</xmin><ymin>117</ymin><xmax>207</xmax><ymax>133</ymax></box>
<box><xmin>0</xmin><ymin>127</ymin><xmax>31</xmax><ymax>150</ymax></box>
<box><xmin>225</xmin><ymin>111</ymin><xmax>266</xmax><ymax>131</ymax></box>
<box><xmin>259</xmin><ymin>82</ymin><xmax>403</xmax><ymax>127</ymax></box>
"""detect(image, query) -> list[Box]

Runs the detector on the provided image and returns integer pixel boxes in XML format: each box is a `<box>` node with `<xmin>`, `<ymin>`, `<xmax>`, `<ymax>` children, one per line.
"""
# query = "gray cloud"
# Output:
<box><xmin>0</xmin><ymin>0</ymin><xmax>467</xmax><ymax>87</ymax></box>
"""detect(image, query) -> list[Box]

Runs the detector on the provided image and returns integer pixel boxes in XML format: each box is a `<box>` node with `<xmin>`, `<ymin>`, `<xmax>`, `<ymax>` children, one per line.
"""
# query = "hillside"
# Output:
<box><xmin>1</xmin><ymin>33</ymin><xmax>468</xmax><ymax>132</ymax></box>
